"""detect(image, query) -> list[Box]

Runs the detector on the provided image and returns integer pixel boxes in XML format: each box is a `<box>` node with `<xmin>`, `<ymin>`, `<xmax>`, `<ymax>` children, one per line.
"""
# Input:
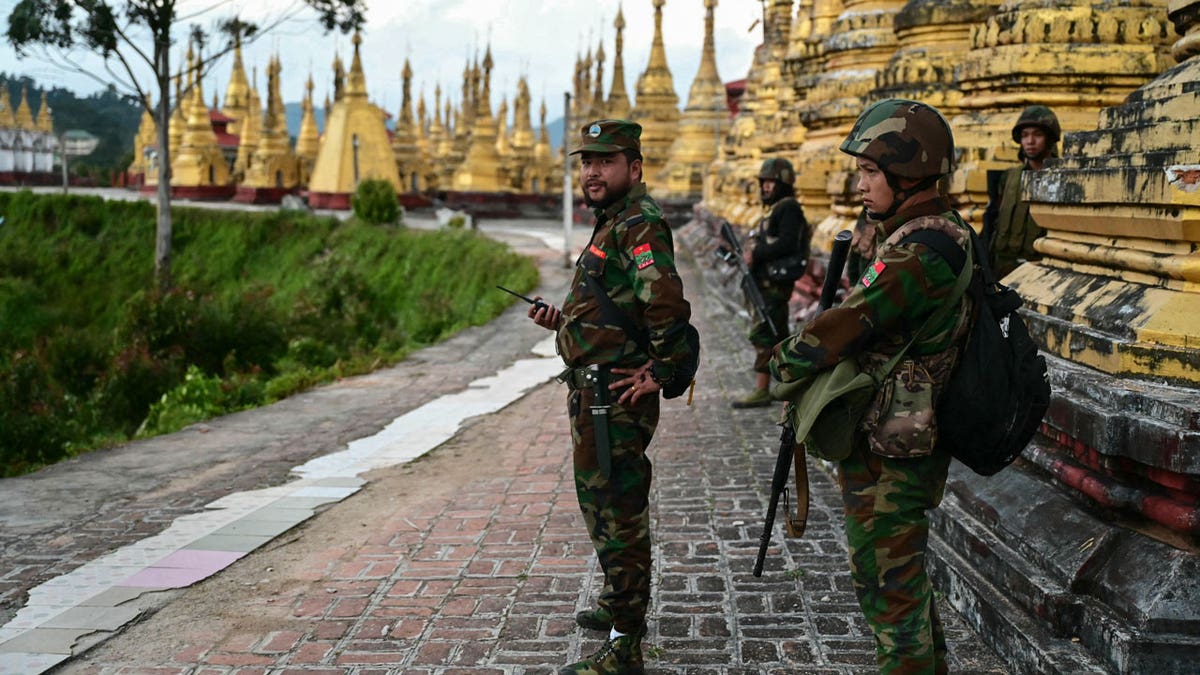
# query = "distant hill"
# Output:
<box><xmin>284</xmin><ymin>102</ymin><xmax>564</xmax><ymax>153</ymax></box>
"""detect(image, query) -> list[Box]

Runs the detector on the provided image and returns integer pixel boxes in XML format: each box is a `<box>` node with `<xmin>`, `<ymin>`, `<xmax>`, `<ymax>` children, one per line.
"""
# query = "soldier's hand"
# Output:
<box><xmin>528</xmin><ymin>296</ymin><xmax>562</xmax><ymax>330</ymax></box>
<box><xmin>610</xmin><ymin>361</ymin><xmax>660</xmax><ymax>406</ymax></box>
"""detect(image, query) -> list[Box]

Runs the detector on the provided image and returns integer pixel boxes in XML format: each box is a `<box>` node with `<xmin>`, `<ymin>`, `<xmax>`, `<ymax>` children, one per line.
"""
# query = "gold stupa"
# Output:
<box><xmin>661</xmin><ymin>0</ymin><xmax>729</xmax><ymax>202</ymax></box>
<box><xmin>308</xmin><ymin>32</ymin><xmax>401</xmax><ymax>208</ymax></box>
<box><xmin>453</xmin><ymin>44</ymin><xmax>510</xmax><ymax>192</ymax></box>
<box><xmin>608</xmin><ymin>5</ymin><xmax>634</xmax><ymax>120</ymax></box>
<box><xmin>631</xmin><ymin>0</ymin><xmax>681</xmax><ymax>189</ymax></box>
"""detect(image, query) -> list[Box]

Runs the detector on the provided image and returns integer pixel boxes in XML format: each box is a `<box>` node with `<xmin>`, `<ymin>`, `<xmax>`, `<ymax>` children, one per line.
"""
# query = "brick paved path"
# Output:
<box><xmin>22</xmin><ymin>221</ymin><xmax>1007</xmax><ymax>673</ymax></box>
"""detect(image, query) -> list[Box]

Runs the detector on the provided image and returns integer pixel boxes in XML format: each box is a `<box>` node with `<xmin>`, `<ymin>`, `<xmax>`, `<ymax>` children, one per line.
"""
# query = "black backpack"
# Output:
<box><xmin>902</xmin><ymin>228</ymin><xmax>1051</xmax><ymax>475</ymax></box>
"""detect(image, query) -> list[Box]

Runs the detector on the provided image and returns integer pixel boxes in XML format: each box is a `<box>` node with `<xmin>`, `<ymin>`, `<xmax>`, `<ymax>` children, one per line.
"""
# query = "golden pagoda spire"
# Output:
<box><xmin>333</xmin><ymin>49</ymin><xmax>345</xmax><ymax>102</ymax></box>
<box><xmin>393</xmin><ymin>57</ymin><xmax>420</xmax><ymax>192</ymax></box>
<box><xmin>0</xmin><ymin>82</ymin><xmax>15</xmax><ymax>127</ymax></box>
<box><xmin>36</xmin><ymin>91</ymin><xmax>54</xmax><ymax>133</ymax></box>
<box><xmin>14</xmin><ymin>84</ymin><xmax>35</xmax><ymax>129</ymax></box>
<box><xmin>454</xmin><ymin>40</ymin><xmax>508</xmax><ymax>191</ymax></box>
<box><xmin>593</xmin><ymin>35</ymin><xmax>607</xmax><ymax>117</ymax></box>
<box><xmin>632</xmin><ymin>0</ymin><xmax>681</xmax><ymax>189</ymax></box>
<box><xmin>173</xmin><ymin>41</ymin><xmax>232</xmax><ymax>191</ymax></box>
<box><xmin>495</xmin><ymin>96</ymin><xmax>512</xmax><ymax>158</ymax></box>
<box><xmin>308</xmin><ymin>29</ymin><xmax>401</xmax><ymax>206</ymax></box>
<box><xmin>532</xmin><ymin>97</ymin><xmax>557</xmax><ymax>195</ymax></box>
<box><xmin>130</xmin><ymin>93</ymin><xmax>157</xmax><ymax>179</ymax></box>
<box><xmin>512</xmin><ymin>77</ymin><xmax>536</xmax><ymax>150</ymax></box>
<box><xmin>168</xmin><ymin>74</ymin><xmax>185</xmax><ymax>161</ymax></box>
<box><xmin>295</xmin><ymin>73</ymin><xmax>320</xmax><ymax>164</ymax></box>
<box><xmin>608</xmin><ymin>4</ymin><xmax>633</xmax><ymax>119</ymax></box>
<box><xmin>345</xmin><ymin>32</ymin><xmax>368</xmax><ymax>99</ymax></box>
<box><xmin>478</xmin><ymin>42</ymin><xmax>494</xmax><ymax>119</ymax></box>
<box><xmin>240</xmin><ymin>54</ymin><xmax>300</xmax><ymax>194</ymax></box>
<box><xmin>662</xmin><ymin>0</ymin><xmax>728</xmax><ymax>201</ymax></box>
<box><xmin>222</xmin><ymin>34</ymin><xmax>251</xmax><ymax>135</ymax></box>
<box><xmin>234</xmin><ymin>65</ymin><xmax>262</xmax><ymax>177</ymax></box>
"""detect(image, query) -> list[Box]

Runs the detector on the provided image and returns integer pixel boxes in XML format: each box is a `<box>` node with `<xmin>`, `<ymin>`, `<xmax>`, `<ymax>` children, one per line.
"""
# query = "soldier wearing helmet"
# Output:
<box><xmin>771</xmin><ymin>99</ymin><xmax>974</xmax><ymax>674</ymax></box>
<box><xmin>983</xmin><ymin>104</ymin><xmax>1061</xmax><ymax>277</ymax></box>
<box><xmin>731</xmin><ymin>156</ymin><xmax>811</xmax><ymax>408</ymax></box>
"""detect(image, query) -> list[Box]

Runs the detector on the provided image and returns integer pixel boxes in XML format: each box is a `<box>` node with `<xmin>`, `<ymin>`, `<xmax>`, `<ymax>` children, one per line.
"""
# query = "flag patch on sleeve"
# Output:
<box><xmin>861</xmin><ymin>261</ymin><xmax>886</xmax><ymax>287</ymax></box>
<box><xmin>633</xmin><ymin>243</ymin><xmax>655</xmax><ymax>270</ymax></box>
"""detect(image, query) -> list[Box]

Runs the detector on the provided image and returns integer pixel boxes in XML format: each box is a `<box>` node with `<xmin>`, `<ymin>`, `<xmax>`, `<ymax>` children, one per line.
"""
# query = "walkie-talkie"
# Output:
<box><xmin>496</xmin><ymin>285</ymin><xmax>548</xmax><ymax>312</ymax></box>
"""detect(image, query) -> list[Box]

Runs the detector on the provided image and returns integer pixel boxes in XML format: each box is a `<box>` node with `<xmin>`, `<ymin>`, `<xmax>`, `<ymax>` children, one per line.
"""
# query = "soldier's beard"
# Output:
<box><xmin>582</xmin><ymin>178</ymin><xmax>633</xmax><ymax>209</ymax></box>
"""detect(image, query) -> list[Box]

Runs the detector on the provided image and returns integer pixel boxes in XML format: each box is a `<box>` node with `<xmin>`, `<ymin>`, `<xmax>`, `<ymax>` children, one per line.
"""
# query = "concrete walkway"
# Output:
<box><xmin>0</xmin><ymin>215</ymin><xmax>1009</xmax><ymax>673</ymax></box>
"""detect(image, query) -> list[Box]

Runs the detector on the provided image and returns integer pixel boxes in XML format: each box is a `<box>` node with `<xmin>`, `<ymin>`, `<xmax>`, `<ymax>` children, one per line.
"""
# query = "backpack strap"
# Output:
<box><xmin>579</xmin><ymin>213</ymin><xmax>651</xmax><ymax>352</ymax></box>
<box><xmin>582</xmin><ymin>272</ymin><xmax>649</xmax><ymax>351</ymax></box>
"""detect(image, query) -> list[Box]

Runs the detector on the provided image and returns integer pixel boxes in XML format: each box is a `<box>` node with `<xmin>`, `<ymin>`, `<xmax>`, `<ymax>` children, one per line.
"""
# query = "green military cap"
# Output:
<box><xmin>569</xmin><ymin>119</ymin><xmax>642</xmax><ymax>155</ymax></box>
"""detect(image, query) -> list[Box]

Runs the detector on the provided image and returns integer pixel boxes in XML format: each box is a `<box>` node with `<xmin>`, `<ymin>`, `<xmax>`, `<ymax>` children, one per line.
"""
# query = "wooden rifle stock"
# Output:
<box><xmin>753</xmin><ymin>229</ymin><xmax>853</xmax><ymax>577</ymax></box>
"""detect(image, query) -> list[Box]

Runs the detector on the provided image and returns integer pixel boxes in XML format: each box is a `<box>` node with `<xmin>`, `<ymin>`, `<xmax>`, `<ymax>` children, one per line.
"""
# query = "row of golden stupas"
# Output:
<box><xmin>127</xmin><ymin>0</ymin><xmax>736</xmax><ymax>208</ymax></box>
<box><xmin>0</xmin><ymin>83</ymin><xmax>58</xmax><ymax>177</ymax></box>
<box><xmin>128</xmin><ymin>31</ymin><xmax>565</xmax><ymax>207</ymax></box>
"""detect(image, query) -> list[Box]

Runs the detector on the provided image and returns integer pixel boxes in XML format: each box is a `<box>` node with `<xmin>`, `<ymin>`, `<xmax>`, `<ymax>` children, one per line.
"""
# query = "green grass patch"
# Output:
<box><xmin>0</xmin><ymin>190</ymin><xmax>538</xmax><ymax>475</ymax></box>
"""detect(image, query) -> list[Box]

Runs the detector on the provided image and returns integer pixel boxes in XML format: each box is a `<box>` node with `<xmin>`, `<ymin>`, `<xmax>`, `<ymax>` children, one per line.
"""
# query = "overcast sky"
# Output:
<box><xmin>1</xmin><ymin>0</ymin><xmax>767</xmax><ymax>121</ymax></box>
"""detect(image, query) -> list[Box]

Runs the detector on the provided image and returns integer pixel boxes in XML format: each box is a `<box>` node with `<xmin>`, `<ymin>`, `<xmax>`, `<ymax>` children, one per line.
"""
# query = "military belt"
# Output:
<box><xmin>558</xmin><ymin>364</ymin><xmax>614</xmax><ymax>479</ymax></box>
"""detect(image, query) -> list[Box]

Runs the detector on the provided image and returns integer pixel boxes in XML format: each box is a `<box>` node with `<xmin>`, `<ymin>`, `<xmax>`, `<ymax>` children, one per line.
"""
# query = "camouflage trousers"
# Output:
<box><xmin>747</xmin><ymin>281</ymin><xmax>792</xmax><ymax>373</ymax></box>
<box><xmin>839</xmin><ymin>441</ymin><xmax>952</xmax><ymax>675</ymax></box>
<box><xmin>568</xmin><ymin>385</ymin><xmax>659</xmax><ymax>635</ymax></box>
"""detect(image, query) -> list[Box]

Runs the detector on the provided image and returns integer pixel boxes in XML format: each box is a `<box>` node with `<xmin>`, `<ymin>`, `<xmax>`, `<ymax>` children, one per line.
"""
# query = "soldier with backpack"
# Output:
<box><xmin>770</xmin><ymin>99</ymin><xmax>974</xmax><ymax>674</ymax></box>
<box><xmin>731</xmin><ymin>157</ymin><xmax>811</xmax><ymax>409</ymax></box>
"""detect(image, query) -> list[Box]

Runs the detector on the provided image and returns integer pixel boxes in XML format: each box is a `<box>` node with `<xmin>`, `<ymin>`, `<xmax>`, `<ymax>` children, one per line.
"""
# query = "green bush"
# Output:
<box><xmin>0</xmin><ymin>191</ymin><xmax>540</xmax><ymax>475</ymax></box>
<box><xmin>351</xmin><ymin>179</ymin><xmax>401</xmax><ymax>225</ymax></box>
<box><xmin>137</xmin><ymin>365</ymin><xmax>226</xmax><ymax>437</ymax></box>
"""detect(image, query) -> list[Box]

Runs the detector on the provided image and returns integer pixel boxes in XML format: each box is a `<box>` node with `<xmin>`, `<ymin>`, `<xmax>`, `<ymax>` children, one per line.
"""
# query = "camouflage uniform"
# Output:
<box><xmin>557</xmin><ymin>120</ymin><xmax>693</xmax><ymax>641</ymax></box>
<box><xmin>984</xmin><ymin>105</ymin><xmax>1060</xmax><ymax>277</ymax></box>
<box><xmin>748</xmin><ymin>159</ymin><xmax>810</xmax><ymax>373</ymax></box>
<box><xmin>771</xmin><ymin>100</ymin><xmax>971</xmax><ymax>675</ymax></box>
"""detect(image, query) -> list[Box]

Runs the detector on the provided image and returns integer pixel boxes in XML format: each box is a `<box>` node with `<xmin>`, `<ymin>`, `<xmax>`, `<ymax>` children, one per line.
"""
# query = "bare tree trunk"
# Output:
<box><xmin>153</xmin><ymin>46</ymin><xmax>173</xmax><ymax>293</ymax></box>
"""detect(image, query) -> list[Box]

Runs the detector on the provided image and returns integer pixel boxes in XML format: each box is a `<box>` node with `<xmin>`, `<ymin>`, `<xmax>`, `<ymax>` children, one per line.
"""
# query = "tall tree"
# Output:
<box><xmin>5</xmin><ymin>0</ymin><xmax>366</xmax><ymax>291</ymax></box>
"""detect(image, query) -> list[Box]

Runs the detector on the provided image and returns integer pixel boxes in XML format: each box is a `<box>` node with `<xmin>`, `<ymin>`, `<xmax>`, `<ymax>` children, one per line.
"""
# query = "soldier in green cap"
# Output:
<box><xmin>526</xmin><ymin>118</ymin><xmax>693</xmax><ymax>675</ymax></box>
<box><xmin>731</xmin><ymin>157</ymin><xmax>811</xmax><ymax>408</ymax></box>
<box><xmin>771</xmin><ymin>99</ymin><xmax>974</xmax><ymax>674</ymax></box>
<box><xmin>983</xmin><ymin>104</ymin><xmax>1061</xmax><ymax>277</ymax></box>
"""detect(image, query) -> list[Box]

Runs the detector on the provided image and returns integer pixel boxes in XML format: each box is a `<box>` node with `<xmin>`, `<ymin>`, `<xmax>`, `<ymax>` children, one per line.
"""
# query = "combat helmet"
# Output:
<box><xmin>1011</xmin><ymin>105</ymin><xmax>1061</xmax><ymax>143</ymax></box>
<box><xmin>839</xmin><ymin>99</ymin><xmax>955</xmax><ymax>180</ymax></box>
<box><xmin>757</xmin><ymin>157</ymin><xmax>795</xmax><ymax>184</ymax></box>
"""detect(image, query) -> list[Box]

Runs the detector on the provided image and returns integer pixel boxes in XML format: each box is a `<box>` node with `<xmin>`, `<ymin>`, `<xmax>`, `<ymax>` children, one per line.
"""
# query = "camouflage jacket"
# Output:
<box><xmin>557</xmin><ymin>181</ymin><xmax>693</xmax><ymax>383</ymax></box>
<box><xmin>751</xmin><ymin>196</ymin><xmax>810</xmax><ymax>283</ymax></box>
<box><xmin>770</xmin><ymin>197</ymin><xmax>974</xmax><ymax>457</ymax></box>
<box><xmin>770</xmin><ymin>196</ymin><xmax>971</xmax><ymax>378</ymax></box>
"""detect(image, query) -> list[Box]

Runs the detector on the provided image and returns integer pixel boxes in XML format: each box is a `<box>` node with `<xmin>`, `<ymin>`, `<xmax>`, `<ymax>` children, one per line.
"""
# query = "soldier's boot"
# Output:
<box><xmin>575</xmin><ymin>607</ymin><xmax>613</xmax><ymax>632</ymax></box>
<box><xmin>557</xmin><ymin>633</ymin><xmax>645</xmax><ymax>675</ymax></box>
<box><xmin>731</xmin><ymin>388</ymin><xmax>772</xmax><ymax>409</ymax></box>
<box><xmin>575</xmin><ymin>608</ymin><xmax>647</xmax><ymax>637</ymax></box>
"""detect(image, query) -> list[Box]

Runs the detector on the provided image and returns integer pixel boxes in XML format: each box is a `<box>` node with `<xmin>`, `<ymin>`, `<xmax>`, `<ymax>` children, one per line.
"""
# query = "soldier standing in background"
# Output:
<box><xmin>731</xmin><ymin>158</ymin><xmax>810</xmax><ymax>409</ymax></box>
<box><xmin>983</xmin><ymin>104</ymin><xmax>1061</xmax><ymax>277</ymax></box>
<box><xmin>771</xmin><ymin>99</ymin><xmax>974</xmax><ymax>674</ymax></box>
<box><xmin>527</xmin><ymin>119</ymin><xmax>693</xmax><ymax>675</ymax></box>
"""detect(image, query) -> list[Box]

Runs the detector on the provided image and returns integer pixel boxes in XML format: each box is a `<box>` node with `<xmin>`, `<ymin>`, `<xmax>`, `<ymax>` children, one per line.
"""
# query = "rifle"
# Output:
<box><xmin>714</xmin><ymin>220</ymin><xmax>779</xmax><ymax>340</ymax></box>
<box><xmin>753</xmin><ymin>229</ymin><xmax>853</xmax><ymax>577</ymax></box>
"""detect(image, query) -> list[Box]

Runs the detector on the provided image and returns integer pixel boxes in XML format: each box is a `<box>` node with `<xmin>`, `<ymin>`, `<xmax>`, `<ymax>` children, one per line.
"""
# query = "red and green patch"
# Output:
<box><xmin>633</xmin><ymin>243</ymin><xmax>655</xmax><ymax>270</ymax></box>
<box><xmin>861</xmin><ymin>260</ymin><xmax>886</xmax><ymax>287</ymax></box>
